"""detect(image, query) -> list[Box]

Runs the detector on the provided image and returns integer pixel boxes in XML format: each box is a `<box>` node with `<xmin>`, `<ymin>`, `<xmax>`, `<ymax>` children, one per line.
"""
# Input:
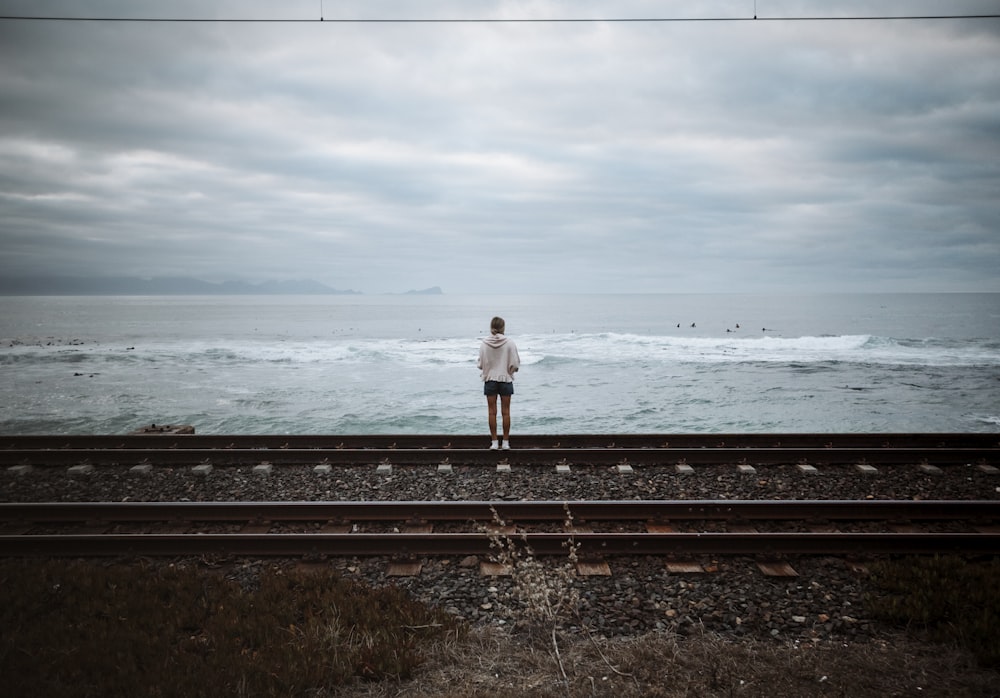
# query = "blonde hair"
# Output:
<box><xmin>490</xmin><ymin>316</ymin><xmax>505</xmax><ymax>335</ymax></box>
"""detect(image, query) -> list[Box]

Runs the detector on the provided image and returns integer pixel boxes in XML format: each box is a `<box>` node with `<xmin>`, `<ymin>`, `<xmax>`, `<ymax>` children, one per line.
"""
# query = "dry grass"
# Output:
<box><xmin>2</xmin><ymin>554</ymin><xmax>999</xmax><ymax>697</ymax></box>
<box><xmin>866</xmin><ymin>555</ymin><xmax>1000</xmax><ymax>668</ymax></box>
<box><xmin>0</xmin><ymin>559</ymin><xmax>460</xmax><ymax>697</ymax></box>
<box><xmin>333</xmin><ymin>625</ymin><xmax>1000</xmax><ymax>697</ymax></box>
<box><xmin>441</xmin><ymin>511</ymin><xmax>1000</xmax><ymax>698</ymax></box>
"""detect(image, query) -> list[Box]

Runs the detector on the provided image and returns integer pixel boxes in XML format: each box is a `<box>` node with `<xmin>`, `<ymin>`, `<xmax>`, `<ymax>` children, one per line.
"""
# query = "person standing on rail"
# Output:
<box><xmin>478</xmin><ymin>316</ymin><xmax>520</xmax><ymax>450</ymax></box>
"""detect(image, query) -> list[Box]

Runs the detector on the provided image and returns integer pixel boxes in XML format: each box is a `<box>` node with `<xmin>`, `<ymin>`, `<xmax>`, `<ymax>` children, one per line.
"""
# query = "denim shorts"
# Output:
<box><xmin>484</xmin><ymin>380</ymin><xmax>514</xmax><ymax>397</ymax></box>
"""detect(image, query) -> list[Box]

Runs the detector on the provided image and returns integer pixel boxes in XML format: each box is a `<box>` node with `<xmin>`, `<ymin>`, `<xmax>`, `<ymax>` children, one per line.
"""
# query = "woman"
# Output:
<box><xmin>477</xmin><ymin>316</ymin><xmax>520</xmax><ymax>449</ymax></box>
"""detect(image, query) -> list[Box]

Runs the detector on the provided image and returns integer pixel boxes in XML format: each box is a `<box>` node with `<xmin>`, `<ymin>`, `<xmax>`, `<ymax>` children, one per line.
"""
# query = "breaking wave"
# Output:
<box><xmin>2</xmin><ymin>333</ymin><xmax>997</xmax><ymax>372</ymax></box>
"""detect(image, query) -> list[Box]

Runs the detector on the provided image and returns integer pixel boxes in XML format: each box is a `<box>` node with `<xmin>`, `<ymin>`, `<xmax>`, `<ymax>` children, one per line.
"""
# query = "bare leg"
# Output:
<box><xmin>486</xmin><ymin>395</ymin><xmax>498</xmax><ymax>440</ymax></box>
<box><xmin>500</xmin><ymin>394</ymin><xmax>512</xmax><ymax>440</ymax></box>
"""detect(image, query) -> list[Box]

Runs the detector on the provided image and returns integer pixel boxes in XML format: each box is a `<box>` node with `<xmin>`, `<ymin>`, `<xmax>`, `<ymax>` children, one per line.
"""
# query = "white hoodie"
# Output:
<box><xmin>478</xmin><ymin>333</ymin><xmax>521</xmax><ymax>383</ymax></box>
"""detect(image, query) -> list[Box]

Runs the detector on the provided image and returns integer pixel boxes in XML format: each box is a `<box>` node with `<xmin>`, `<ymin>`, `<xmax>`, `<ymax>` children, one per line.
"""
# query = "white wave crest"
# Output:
<box><xmin>517</xmin><ymin>332</ymin><xmax>1000</xmax><ymax>367</ymax></box>
<box><xmin>7</xmin><ymin>332</ymin><xmax>996</xmax><ymax>370</ymax></box>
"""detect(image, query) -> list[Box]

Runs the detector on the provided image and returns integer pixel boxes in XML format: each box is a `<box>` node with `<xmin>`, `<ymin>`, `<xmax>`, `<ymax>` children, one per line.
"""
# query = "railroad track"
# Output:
<box><xmin>1</xmin><ymin>432</ymin><xmax>998</xmax><ymax>468</ymax></box>
<box><xmin>2</xmin><ymin>499</ymin><xmax>998</xmax><ymax>558</ymax></box>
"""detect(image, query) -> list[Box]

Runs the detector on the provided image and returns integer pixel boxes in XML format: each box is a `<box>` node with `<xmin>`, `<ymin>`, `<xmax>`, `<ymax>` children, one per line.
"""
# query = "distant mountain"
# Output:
<box><xmin>404</xmin><ymin>286</ymin><xmax>443</xmax><ymax>295</ymax></box>
<box><xmin>0</xmin><ymin>276</ymin><xmax>362</xmax><ymax>295</ymax></box>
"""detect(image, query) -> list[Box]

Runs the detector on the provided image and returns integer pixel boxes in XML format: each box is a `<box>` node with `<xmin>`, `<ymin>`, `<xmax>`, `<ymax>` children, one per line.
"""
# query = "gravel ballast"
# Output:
<box><xmin>4</xmin><ymin>461</ymin><xmax>999</xmax><ymax>643</ymax></box>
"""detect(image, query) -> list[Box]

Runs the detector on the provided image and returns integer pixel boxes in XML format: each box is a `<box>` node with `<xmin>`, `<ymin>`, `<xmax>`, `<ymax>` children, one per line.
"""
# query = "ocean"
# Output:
<box><xmin>1</xmin><ymin>293</ymin><xmax>998</xmax><ymax>436</ymax></box>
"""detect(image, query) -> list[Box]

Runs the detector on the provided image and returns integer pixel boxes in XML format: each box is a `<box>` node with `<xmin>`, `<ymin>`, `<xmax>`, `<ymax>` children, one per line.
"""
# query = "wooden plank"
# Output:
<box><xmin>665</xmin><ymin>561</ymin><xmax>704</xmax><ymax>574</ymax></box>
<box><xmin>577</xmin><ymin>560</ymin><xmax>612</xmax><ymax>576</ymax></box>
<box><xmin>757</xmin><ymin>561</ymin><xmax>798</xmax><ymax>577</ymax></box>
<box><xmin>647</xmin><ymin>523</ymin><xmax>674</xmax><ymax>533</ymax></box>
<box><xmin>387</xmin><ymin>561</ymin><xmax>422</xmax><ymax>576</ymax></box>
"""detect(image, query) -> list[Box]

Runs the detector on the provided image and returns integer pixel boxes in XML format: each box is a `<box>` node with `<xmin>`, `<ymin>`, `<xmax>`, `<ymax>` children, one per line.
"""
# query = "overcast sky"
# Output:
<box><xmin>1</xmin><ymin>1</ymin><xmax>998</xmax><ymax>294</ymax></box>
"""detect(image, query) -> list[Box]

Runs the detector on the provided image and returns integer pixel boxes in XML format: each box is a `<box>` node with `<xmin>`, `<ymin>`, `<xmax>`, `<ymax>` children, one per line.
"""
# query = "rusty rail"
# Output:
<box><xmin>1</xmin><ymin>446</ymin><xmax>995</xmax><ymax>467</ymax></box>
<box><xmin>2</xmin><ymin>499</ymin><xmax>997</xmax><ymax>557</ymax></box>
<box><xmin>2</xmin><ymin>432</ymin><xmax>996</xmax><ymax>468</ymax></box>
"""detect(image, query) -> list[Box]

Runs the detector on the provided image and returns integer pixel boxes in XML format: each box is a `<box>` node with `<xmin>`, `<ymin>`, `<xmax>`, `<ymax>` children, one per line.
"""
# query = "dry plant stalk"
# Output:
<box><xmin>485</xmin><ymin>505</ymin><xmax>583</xmax><ymax>690</ymax></box>
<box><xmin>486</xmin><ymin>504</ymin><xmax>581</xmax><ymax>627</ymax></box>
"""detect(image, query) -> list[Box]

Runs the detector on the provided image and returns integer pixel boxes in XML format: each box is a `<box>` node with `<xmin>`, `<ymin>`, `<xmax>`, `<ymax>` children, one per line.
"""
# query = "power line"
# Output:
<box><xmin>0</xmin><ymin>14</ymin><xmax>998</xmax><ymax>24</ymax></box>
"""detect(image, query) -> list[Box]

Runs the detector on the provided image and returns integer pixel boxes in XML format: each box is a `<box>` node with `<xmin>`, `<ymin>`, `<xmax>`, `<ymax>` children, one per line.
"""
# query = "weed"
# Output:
<box><xmin>485</xmin><ymin>504</ymin><xmax>595</xmax><ymax>693</ymax></box>
<box><xmin>865</xmin><ymin>555</ymin><xmax>1000</xmax><ymax>668</ymax></box>
<box><xmin>0</xmin><ymin>559</ymin><xmax>461</xmax><ymax>697</ymax></box>
<box><xmin>486</xmin><ymin>505</ymin><xmax>582</xmax><ymax>631</ymax></box>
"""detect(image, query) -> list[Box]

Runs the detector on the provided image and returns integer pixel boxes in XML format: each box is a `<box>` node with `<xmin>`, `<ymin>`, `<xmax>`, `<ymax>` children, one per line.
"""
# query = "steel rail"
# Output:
<box><xmin>0</xmin><ymin>447</ymin><xmax>994</xmax><ymax>467</ymax></box>
<box><xmin>2</xmin><ymin>532</ymin><xmax>998</xmax><ymax>557</ymax></box>
<box><xmin>2</xmin><ymin>500</ymin><xmax>998</xmax><ymax>524</ymax></box>
<box><xmin>2</xmin><ymin>432</ymin><xmax>997</xmax><ymax>451</ymax></box>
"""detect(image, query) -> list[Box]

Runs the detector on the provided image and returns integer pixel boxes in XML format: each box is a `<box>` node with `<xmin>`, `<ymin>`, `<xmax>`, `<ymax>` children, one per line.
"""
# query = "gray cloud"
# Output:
<box><xmin>1</xmin><ymin>0</ymin><xmax>998</xmax><ymax>293</ymax></box>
